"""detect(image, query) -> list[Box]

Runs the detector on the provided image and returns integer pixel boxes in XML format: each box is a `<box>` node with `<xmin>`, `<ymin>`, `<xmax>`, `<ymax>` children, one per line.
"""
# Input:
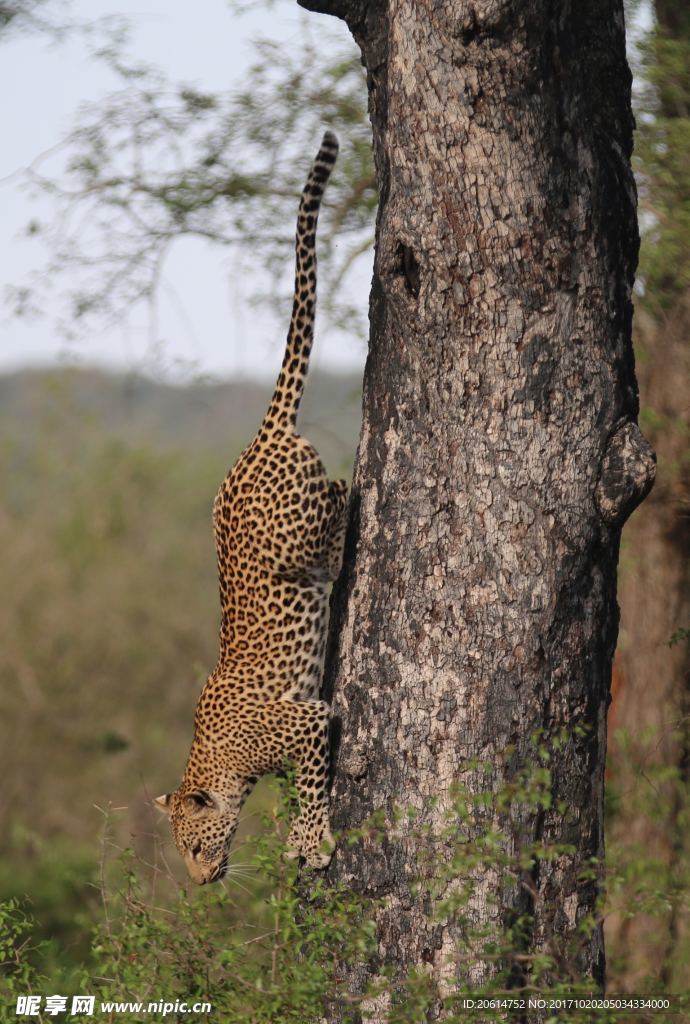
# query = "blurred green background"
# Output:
<box><xmin>0</xmin><ymin>367</ymin><xmax>360</xmax><ymax>899</ymax></box>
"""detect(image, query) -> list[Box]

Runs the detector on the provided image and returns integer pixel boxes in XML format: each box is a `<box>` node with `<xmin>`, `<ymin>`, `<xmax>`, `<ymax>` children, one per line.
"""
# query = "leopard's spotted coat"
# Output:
<box><xmin>156</xmin><ymin>132</ymin><xmax>347</xmax><ymax>883</ymax></box>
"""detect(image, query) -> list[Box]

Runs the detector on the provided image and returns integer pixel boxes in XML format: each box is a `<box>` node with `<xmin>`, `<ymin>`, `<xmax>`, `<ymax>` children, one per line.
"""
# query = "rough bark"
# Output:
<box><xmin>300</xmin><ymin>0</ymin><xmax>651</xmax><ymax>1015</ymax></box>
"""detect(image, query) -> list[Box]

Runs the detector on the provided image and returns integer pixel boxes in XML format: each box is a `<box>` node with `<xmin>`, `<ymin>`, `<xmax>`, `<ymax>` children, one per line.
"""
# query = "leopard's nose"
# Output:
<box><xmin>184</xmin><ymin>855</ymin><xmax>214</xmax><ymax>885</ymax></box>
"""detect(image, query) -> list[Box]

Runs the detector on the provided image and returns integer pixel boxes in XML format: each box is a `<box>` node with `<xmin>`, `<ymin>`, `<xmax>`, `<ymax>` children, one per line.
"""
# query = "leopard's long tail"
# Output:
<box><xmin>264</xmin><ymin>130</ymin><xmax>339</xmax><ymax>431</ymax></box>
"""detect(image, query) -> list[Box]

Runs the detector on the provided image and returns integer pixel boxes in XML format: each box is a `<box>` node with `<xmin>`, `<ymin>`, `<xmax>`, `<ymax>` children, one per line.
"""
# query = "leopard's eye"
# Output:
<box><xmin>190</xmin><ymin>842</ymin><xmax>202</xmax><ymax>859</ymax></box>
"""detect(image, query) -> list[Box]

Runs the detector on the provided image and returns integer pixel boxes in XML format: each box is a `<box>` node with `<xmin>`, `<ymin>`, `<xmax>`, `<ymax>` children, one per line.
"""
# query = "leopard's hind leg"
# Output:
<box><xmin>246</xmin><ymin>459</ymin><xmax>347</xmax><ymax>583</ymax></box>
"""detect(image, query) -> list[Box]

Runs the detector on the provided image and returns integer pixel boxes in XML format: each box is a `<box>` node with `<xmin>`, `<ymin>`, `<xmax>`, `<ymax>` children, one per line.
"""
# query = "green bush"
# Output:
<box><xmin>3</xmin><ymin>758</ymin><xmax>688</xmax><ymax>1024</ymax></box>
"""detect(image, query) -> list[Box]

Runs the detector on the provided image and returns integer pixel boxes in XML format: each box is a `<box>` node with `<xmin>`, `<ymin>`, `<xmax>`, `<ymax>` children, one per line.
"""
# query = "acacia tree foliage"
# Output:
<box><xmin>0</xmin><ymin>0</ymin><xmax>63</xmax><ymax>37</ymax></box>
<box><xmin>9</xmin><ymin>22</ymin><xmax>375</xmax><ymax>340</ymax></box>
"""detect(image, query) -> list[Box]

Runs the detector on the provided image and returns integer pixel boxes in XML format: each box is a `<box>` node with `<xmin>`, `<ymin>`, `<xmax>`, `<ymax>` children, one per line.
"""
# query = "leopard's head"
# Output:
<box><xmin>154</xmin><ymin>787</ymin><xmax>240</xmax><ymax>885</ymax></box>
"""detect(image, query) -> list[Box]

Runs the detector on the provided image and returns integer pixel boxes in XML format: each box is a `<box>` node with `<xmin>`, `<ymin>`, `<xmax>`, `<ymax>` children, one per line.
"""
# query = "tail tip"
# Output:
<box><xmin>321</xmin><ymin>129</ymin><xmax>340</xmax><ymax>154</ymax></box>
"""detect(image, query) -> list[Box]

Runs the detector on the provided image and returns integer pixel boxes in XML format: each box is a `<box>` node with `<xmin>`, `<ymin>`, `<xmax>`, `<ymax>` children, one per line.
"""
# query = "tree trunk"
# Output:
<box><xmin>300</xmin><ymin>0</ymin><xmax>653</xmax><ymax>1015</ymax></box>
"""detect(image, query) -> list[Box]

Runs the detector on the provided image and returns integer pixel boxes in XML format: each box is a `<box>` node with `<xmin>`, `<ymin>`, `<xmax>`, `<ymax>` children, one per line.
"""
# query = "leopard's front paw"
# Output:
<box><xmin>305</xmin><ymin>843</ymin><xmax>334</xmax><ymax>869</ymax></box>
<box><xmin>285</xmin><ymin>819</ymin><xmax>334</xmax><ymax>868</ymax></box>
<box><xmin>302</xmin><ymin>824</ymin><xmax>335</xmax><ymax>869</ymax></box>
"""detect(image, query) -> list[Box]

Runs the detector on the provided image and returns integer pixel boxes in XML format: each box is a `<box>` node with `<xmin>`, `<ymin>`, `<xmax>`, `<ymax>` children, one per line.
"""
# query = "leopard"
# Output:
<box><xmin>155</xmin><ymin>131</ymin><xmax>348</xmax><ymax>885</ymax></box>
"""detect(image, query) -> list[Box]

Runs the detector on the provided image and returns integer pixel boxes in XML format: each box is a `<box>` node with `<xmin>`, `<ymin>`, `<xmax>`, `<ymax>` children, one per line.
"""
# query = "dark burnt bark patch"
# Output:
<box><xmin>515</xmin><ymin>333</ymin><xmax>558</xmax><ymax>411</ymax></box>
<box><xmin>395</xmin><ymin>241</ymin><xmax>421</xmax><ymax>299</ymax></box>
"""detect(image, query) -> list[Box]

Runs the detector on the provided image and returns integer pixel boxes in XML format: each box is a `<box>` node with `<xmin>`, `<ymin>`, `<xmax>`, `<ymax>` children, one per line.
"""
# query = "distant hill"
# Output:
<box><xmin>0</xmin><ymin>365</ymin><xmax>363</xmax><ymax>474</ymax></box>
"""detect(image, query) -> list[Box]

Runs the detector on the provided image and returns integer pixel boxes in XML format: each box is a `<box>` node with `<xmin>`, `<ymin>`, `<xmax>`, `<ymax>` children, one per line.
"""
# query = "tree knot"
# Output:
<box><xmin>595</xmin><ymin>421</ymin><xmax>656</xmax><ymax>528</ymax></box>
<box><xmin>340</xmin><ymin>748</ymin><xmax>369</xmax><ymax>781</ymax></box>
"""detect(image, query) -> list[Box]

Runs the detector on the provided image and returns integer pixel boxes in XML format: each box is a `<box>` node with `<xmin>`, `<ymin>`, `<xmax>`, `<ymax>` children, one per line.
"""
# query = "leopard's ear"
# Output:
<box><xmin>154</xmin><ymin>793</ymin><xmax>172</xmax><ymax>814</ymax></box>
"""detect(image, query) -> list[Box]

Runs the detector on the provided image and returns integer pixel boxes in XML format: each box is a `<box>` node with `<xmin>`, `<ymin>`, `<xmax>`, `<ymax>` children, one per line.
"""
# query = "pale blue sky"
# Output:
<box><xmin>0</xmin><ymin>0</ymin><xmax>369</xmax><ymax>381</ymax></box>
<box><xmin>1</xmin><ymin>2</ymin><xmax>651</xmax><ymax>383</ymax></box>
